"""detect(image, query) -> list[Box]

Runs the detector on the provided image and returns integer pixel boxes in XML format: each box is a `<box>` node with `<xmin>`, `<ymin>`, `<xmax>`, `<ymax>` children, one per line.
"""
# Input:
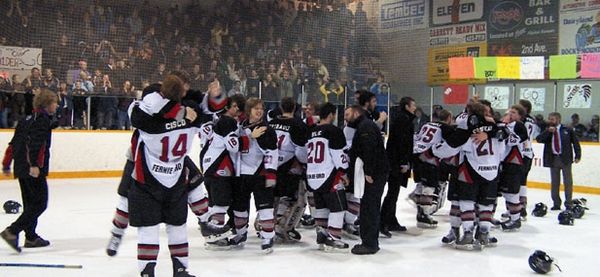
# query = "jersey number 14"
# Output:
<box><xmin>160</xmin><ymin>134</ymin><xmax>188</xmax><ymax>162</ymax></box>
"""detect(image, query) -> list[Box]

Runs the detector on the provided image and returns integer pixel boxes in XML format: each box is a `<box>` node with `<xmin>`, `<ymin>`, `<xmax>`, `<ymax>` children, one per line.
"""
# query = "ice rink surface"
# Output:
<box><xmin>0</xmin><ymin>178</ymin><xmax>598</xmax><ymax>276</ymax></box>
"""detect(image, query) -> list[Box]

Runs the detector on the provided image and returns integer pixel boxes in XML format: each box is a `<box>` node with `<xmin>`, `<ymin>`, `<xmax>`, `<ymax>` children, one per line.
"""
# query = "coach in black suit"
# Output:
<box><xmin>536</xmin><ymin>112</ymin><xmax>582</xmax><ymax>210</ymax></box>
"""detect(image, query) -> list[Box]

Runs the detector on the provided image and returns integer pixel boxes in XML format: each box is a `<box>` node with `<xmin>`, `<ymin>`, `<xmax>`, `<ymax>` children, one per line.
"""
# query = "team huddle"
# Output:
<box><xmin>103</xmin><ymin>72</ymin><xmax>541</xmax><ymax>276</ymax></box>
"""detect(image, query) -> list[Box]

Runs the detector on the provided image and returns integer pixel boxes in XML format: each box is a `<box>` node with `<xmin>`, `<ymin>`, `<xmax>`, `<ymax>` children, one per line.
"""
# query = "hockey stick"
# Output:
<box><xmin>0</xmin><ymin>263</ymin><xmax>83</xmax><ymax>269</ymax></box>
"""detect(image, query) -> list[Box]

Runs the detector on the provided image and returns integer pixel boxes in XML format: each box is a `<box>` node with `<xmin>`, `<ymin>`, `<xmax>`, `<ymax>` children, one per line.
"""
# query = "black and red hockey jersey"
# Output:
<box><xmin>268</xmin><ymin>116</ymin><xmax>308</xmax><ymax>172</ymax></box>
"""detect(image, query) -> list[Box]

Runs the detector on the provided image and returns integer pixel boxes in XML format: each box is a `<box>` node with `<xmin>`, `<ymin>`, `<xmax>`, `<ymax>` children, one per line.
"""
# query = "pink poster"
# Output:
<box><xmin>581</xmin><ymin>53</ymin><xmax>600</xmax><ymax>79</ymax></box>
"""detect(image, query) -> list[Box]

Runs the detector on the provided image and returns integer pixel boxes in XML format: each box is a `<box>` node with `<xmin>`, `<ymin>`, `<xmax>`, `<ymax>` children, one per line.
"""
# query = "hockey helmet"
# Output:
<box><xmin>570</xmin><ymin>204</ymin><xmax>585</xmax><ymax>219</ymax></box>
<box><xmin>558</xmin><ymin>210</ymin><xmax>574</xmax><ymax>226</ymax></box>
<box><xmin>528</xmin><ymin>250</ymin><xmax>558</xmax><ymax>274</ymax></box>
<box><xmin>532</xmin><ymin>202</ymin><xmax>547</xmax><ymax>217</ymax></box>
<box><xmin>572</xmin><ymin>198</ymin><xmax>588</xmax><ymax>210</ymax></box>
<box><xmin>3</xmin><ymin>200</ymin><xmax>21</xmax><ymax>214</ymax></box>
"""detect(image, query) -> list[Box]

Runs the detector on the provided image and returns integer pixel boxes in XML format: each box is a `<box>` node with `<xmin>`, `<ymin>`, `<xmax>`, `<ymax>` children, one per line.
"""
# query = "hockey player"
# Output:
<box><xmin>306</xmin><ymin>103</ymin><xmax>350</xmax><ymax>251</ymax></box>
<box><xmin>127</xmin><ymin>74</ymin><xmax>201</xmax><ymax>277</ymax></box>
<box><xmin>498</xmin><ymin>105</ymin><xmax>529</xmax><ymax>232</ymax></box>
<box><xmin>201</xmin><ymin>94</ymin><xmax>257</xmax><ymax>249</ymax></box>
<box><xmin>268</xmin><ymin>97</ymin><xmax>308</xmax><ymax>242</ymax></box>
<box><xmin>412</xmin><ymin>109</ymin><xmax>455</xmax><ymax>228</ymax></box>
<box><xmin>455</xmin><ymin>100</ymin><xmax>507</xmax><ymax>250</ymax></box>
<box><xmin>230</xmin><ymin>98</ymin><xmax>278</xmax><ymax>253</ymax></box>
<box><xmin>106</xmin><ymin>79</ymin><xmax>229</xmax><ymax>257</ymax></box>
<box><xmin>518</xmin><ymin>99</ymin><xmax>540</xmax><ymax>220</ymax></box>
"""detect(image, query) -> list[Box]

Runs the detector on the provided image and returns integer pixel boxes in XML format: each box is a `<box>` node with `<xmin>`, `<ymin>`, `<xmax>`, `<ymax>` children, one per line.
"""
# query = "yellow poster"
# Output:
<box><xmin>428</xmin><ymin>43</ymin><xmax>487</xmax><ymax>86</ymax></box>
<box><xmin>496</xmin><ymin>57</ymin><xmax>521</xmax><ymax>79</ymax></box>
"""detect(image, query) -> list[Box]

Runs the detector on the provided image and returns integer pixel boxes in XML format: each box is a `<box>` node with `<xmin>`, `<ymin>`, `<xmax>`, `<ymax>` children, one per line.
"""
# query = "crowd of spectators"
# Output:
<box><xmin>534</xmin><ymin>113</ymin><xmax>599</xmax><ymax>142</ymax></box>
<box><xmin>0</xmin><ymin>0</ymin><xmax>385</xmax><ymax>129</ymax></box>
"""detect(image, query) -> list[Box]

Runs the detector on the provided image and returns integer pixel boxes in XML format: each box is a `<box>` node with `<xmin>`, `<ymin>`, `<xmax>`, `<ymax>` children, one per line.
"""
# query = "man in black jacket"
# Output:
<box><xmin>380</xmin><ymin>96</ymin><xmax>416</xmax><ymax>236</ymax></box>
<box><xmin>536</xmin><ymin>112</ymin><xmax>582</xmax><ymax>210</ymax></box>
<box><xmin>346</xmin><ymin>105</ymin><xmax>390</xmax><ymax>255</ymax></box>
<box><xmin>1</xmin><ymin>89</ymin><xmax>58</xmax><ymax>253</ymax></box>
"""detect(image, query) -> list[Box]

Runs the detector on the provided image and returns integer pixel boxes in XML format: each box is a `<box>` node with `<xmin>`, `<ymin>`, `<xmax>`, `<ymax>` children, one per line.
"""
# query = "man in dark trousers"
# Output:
<box><xmin>536</xmin><ymin>112</ymin><xmax>582</xmax><ymax>210</ymax></box>
<box><xmin>1</xmin><ymin>89</ymin><xmax>58</xmax><ymax>253</ymax></box>
<box><xmin>345</xmin><ymin>105</ymin><xmax>390</xmax><ymax>255</ymax></box>
<box><xmin>381</xmin><ymin>96</ymin><xmax>416</xmax><ymax>236</ymax></box>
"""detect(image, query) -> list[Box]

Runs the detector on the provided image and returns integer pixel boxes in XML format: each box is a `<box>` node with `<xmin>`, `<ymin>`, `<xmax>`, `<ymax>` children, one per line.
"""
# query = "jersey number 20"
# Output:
<box><xmin>307</xmin><ymin>141</ymin><xmax>325</xmax><ymax>163</ymax></box>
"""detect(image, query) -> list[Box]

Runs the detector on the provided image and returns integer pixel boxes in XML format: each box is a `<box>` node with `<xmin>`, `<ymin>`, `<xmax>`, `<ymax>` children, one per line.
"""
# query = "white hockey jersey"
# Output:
<box><xmin>202</xmin><ymin>115</ymin><xmax>248</xmax><ymax>177</ymax></box>
<box><xmin>239</xmin><ymin>121</ymin><xmax>279</xmax><ymax>175</ymax></box>
<box><xmin>460</xmin><ymin>136</ymin><xmax>506</xmax><ymax>182</ymax></box>
<box><xmin>306</xmin><ymin>124</ymin><xmax>348</xmax><ymax>190</ymax></box>
<box><xmin>129</xmin><ymin>92</ymin><xmax>201</xmax><ymax>188</ymax></box>
<box><xmin>522</xmin><ymin>115</ymin><xmax>539</xmax><ymax>159</ymax></box>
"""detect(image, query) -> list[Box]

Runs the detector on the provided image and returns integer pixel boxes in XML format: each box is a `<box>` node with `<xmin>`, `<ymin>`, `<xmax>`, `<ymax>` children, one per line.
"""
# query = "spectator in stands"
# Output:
<box><xmin>150</xmin><ymin>63</ymin><xmax>168</xmax><ymax>84</ymax></box>
<box><xmin>535</xmin><ymin>114</ymin><xmax>547</xmax><ymax>131</ymax></box>
<box><xmin>262</xmin><ymin>73</ymin><xmax>279</xmax><ymax>110</ymax></box>
<box><xmin>95</xmin><ymin>74</ymin><xmax>116</xmax><ymax>130</ymax></box>
<box><xmin>0</xmin><ymin>75</ymin><xmax>10</xmax><ymax>128</ymax></box>
<box><xmin>117</xmin><ymin>80</ymin><xmax>135</xmax><ymax>130</ymax></box>
<box><xmin>57</xmin><ymin>81</ymin><xmax>73</xmax><ymax>129</ymax></box>
<box><xmin>227</xmin><ymin>80</ymin><xmax>243</xmax><ymax>97</ymax></box>
<box><xmin>276</xmin><ymin>61</ymin><xmax>297</xmax><ymax>99</ymax></box>
<box><xmin>23</xmin><ymin>67</ymin><xmax>43</xmax><ymax>116</ymax></box>
<box><xmin>413</xmin><ymin>107</ymin><xmax>429</xmax><ymax>133</ymax></box>
<box><xmin>42</xmin><ymin>68</ymin><xmax>59</xmax><ymax>92</ymax></box>
<box><xmin>569</xmin><ymin>113</ymin><xmax>587</xmax><ymax>139</ymax></box>
<box><xmin>9</xmin><ymin>74</ymin><xmax>26</xmax><ymax>127</ymax></box>
<box><xmin>588</xmin><ymin>114</ymin><xmax>599</xmax><ymax>141</ymax></box>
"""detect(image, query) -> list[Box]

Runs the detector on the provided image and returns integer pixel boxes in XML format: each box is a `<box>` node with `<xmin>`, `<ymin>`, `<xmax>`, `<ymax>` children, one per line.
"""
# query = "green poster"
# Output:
<box><xmin>475</xmin><ymin>57</ymin><xmax>497</xmax><ymax>79</ymax></box>
<box><xmin>549</xmin><ymin>55</ymin><xmax>577</xmax><ymax>80</ymax></box>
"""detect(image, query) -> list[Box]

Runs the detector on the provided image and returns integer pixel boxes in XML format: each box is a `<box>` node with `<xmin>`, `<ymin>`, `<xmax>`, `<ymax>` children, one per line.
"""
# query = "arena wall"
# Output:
<box><xmin>0</xmin><ymin>130</ymin><xmax>598</xmax><ymax>194</ymax></box>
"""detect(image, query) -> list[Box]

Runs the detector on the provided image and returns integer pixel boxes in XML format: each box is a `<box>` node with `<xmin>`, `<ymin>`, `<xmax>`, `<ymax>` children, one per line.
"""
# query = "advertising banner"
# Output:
<box><xmin>486</xmin><ymin>0</ymin><xmax>559</xmax><ymax>56</ymax></box>
<box><xmin>379</xmin><ymin>0</ymin><xmax>428</xmax><ymax>32</ymax></box>
<box><xmin>559</xmin><ymin>0</ymin><xmax>600</xmax><ymax>55</ymax></box>
<box><xmin>429</xmin><ymin>21</ymin><xmax>487</xmax><ymax>46</ymax></box>
<box><xmin>430</xmin><ymin>0</ymin><xmax>485</xmax><ymax>26</ymax></box>
<box><xmin>428</xmin><ymin>43</ymin><xmax>487</xmax><ymax>85</ymax></box>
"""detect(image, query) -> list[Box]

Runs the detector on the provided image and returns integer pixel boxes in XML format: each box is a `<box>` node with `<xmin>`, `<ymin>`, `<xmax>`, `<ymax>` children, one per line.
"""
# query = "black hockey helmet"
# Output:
<box><xmin>3</xmin><ymin>200</ymin><xmax>21</xmax><ymax>214</ymax></box>
<box><xmin>558</xmin><ymin>210</ymin><xmax>574</xmax><ymax>225</ymax></box>
<box><xmin>570</xmin><ymin>204</ymin><xmax>585</xmax><ymax>219</ymax></box>
<box><xmin>532</xmin><ymin>202</ymin><xmax>547</xmax><ymax>217</ymax></box>
<box><xmin>572</xmin><ymin>198</ymin><xmax>588</xmax><ymax>210</ymax></box>
<box><xmin>528</xmin><ymin>250</ymin><xmax>558</xmax><ymax>274</ymax></box>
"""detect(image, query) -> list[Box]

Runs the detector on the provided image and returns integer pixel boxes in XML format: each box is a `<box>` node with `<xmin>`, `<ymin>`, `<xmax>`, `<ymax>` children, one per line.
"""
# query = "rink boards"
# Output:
<box><xmin>0</xmin><ymin>130</ymin><xmax>599</xmax><ymax>193</ymax></box>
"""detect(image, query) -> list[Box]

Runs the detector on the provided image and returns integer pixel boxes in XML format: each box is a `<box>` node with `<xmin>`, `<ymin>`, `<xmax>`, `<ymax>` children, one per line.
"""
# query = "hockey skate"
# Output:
<box><xmin>342</xmin><ymin>224</ymin><xmax>360</xmax><ymax>240</ymax></box>
<box><xmin>173</xmin><ymin>258</ymin><xmax>196</xmax><ymax>277</ymax></box>
<box><xmin>455</xmin><ymin>231</ymin><xmax>475</xmax><ymax>251</ymax></box>
<box><xmin>318</xmin><ymin>229</ymin><xmax>349</xmax><ymax>252</ymax></box>
<box><xmin>106</xmin><ymin>233</ymin><xmax>122</xmax><ymax>256</ymax></box>
<box><xmin>204</xmin><ymin>238</ymin><xmax>232</xmax><ymax>251</ymax></box>
<box><xmin>520</xmin><ymin>208</ymin><xmax>528</xmax><ymax>222</ymax></box>
<box><xmin>501</xmin><ymin>219</ymin><xmax>521</xmax><ymax>232</ymax></box>
<box><xmin>228</xmin><ymin>232</ymin><xmax>248</xmax><ymax>249</ymax></box>
<box><xmin>199</xmin><ymin>220</ymin><xmax>231</xmax><ymax>243</ymax></box>
<box><xmin>474</xmin><ymin>232</ymin><xmax>492</xmax><ymax>250</ymax></box>
<box><xmin>261</xmin><ymin>238</ymin><xmax>274</xmax><ymax>254</ymax></box>
<box><xmin>140</xmin><ymin>262</ymin><xmax>156</xmax><ymax>277</ymax></box>
<box><xmin>416</xmin><ymin>209</ymin><xmax>438</xmax><ymax>229</ymax></box>
<box><xmin>441</xmin><ymin>227</ymin><xmax>459</xmax><ymax>245</ymax></box>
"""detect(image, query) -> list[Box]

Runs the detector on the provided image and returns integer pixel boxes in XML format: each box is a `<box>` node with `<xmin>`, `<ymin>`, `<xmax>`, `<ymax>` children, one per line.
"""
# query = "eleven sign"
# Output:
<box><xmin>431</xmin><ymin>0</ymin><xmax>485</xmax><ymax>26</ymax></box>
